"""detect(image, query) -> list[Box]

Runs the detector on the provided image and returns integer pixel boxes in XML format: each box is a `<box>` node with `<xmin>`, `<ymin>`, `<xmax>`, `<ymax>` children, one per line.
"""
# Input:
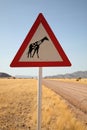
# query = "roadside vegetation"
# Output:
<box><xmin>0</xmin><ymin>79</ymin><xmax>86</xmax><ymax>130</ymax></box>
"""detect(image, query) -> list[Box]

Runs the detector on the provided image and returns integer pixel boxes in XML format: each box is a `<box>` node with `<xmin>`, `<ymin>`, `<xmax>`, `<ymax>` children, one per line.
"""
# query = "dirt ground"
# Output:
<box><xmin>0</xmin><ymin>78</ymin><xmax>87</xmax><ymax>130</ymax></box>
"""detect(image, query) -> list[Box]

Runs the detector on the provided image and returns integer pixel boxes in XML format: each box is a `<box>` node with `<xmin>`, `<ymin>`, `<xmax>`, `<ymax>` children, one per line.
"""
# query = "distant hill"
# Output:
<box><xmin>0</xmin><ymin>71</ymin><xmax>87</xmax><ymax>79</ymax></box>
<box><xmin>0</xmin><ymin>72</ymin><xmax>12</xmax><ymax>78</ymax></box>
<box><xmin>45</xmin><ymin>71</ymin><xmax>87</xmax><ymax>78</ymax></box>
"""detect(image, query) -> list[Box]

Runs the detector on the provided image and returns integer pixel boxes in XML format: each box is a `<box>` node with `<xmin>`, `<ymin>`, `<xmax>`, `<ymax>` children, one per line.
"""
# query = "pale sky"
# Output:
<box><xmin>0</xmin><ymin>0</ymin><xmax>87</xmax><ymax>76</ymax></box>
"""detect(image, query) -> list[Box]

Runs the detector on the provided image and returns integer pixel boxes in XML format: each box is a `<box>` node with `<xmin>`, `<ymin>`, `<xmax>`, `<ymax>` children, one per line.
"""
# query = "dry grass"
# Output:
<box><xmin>0</xmin><ymin>79</ymin><xmax>86</xmax><ymax>130</ymax></box>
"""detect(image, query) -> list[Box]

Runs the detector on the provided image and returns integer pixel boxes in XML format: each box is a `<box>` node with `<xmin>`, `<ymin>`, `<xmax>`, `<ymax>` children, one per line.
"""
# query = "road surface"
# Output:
<box><xmin>42</xmin><ymin>79</ymin><xmax>87</xmax><ymax>113</ymax></box>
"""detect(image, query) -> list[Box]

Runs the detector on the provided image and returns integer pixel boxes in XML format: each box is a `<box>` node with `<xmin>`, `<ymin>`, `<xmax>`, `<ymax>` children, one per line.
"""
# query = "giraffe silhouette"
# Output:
<box><xmin>27</xmin><ymin>36</ymin><xmax>49</xmax><ymax>58</ymax></box>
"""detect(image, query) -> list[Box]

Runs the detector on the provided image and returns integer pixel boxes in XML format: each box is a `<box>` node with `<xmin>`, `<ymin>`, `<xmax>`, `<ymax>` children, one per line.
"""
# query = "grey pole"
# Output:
<box><xmin>37</xmin><ymin>67</ymin><xmax>42</xmax><ymax>130</ymax></box>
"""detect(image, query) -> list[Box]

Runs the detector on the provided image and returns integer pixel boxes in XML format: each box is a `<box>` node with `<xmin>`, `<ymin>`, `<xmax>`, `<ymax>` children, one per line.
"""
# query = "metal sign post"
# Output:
<box><xmin>37</xmin><ymin>67</ymin><xmax>42</xmax><ymax>130</ymax></box>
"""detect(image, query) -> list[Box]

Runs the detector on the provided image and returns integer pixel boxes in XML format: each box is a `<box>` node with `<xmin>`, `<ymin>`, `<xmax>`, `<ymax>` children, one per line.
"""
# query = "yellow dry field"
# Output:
<box><xmin>0</xmin><ymin>79</ymin><xmax>87</xmax><ymax>130</ymax></box>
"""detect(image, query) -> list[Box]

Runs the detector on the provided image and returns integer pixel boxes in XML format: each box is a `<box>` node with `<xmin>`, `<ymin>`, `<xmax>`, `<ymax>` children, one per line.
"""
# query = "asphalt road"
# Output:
<box><xmin>42</xmin><ymin>79</ymin><xmax>87</xmax><ymax>113</ymax></box>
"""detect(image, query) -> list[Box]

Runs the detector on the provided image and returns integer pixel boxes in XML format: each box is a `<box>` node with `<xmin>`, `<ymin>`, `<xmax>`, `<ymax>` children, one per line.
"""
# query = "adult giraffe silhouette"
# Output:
<box><xmin>27</xmin><ymin>36</ymin><xmax>49</xmax><ymax>58</ymax></box>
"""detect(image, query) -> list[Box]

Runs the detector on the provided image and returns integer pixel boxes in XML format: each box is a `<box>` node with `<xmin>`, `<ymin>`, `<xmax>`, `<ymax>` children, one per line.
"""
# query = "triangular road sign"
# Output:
<box><xmin>10</xmin><ymin>13</ymin><xmax>71</xmax><ymax>67</ymax></box>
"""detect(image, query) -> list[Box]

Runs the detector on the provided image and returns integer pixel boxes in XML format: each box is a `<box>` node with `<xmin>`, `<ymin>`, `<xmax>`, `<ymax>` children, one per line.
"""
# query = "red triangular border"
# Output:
<box><xmin>10</xmin><ymin>13</ymin><xmax>71</xmax><ymax>67</ymax></box>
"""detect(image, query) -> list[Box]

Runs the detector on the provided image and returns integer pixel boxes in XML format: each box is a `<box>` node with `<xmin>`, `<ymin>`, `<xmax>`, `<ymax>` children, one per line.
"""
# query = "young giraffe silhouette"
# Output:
<box><xmin>27</xmin><ymin>36</ymin><xmax>49</xmax><ymax>58</ymax></box>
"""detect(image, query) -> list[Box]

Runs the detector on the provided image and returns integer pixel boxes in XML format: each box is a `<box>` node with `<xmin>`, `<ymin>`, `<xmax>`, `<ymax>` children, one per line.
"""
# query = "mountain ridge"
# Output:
<box><xmin>45</xmin><ymin>71</ymin><xmax>87</xmax><ymax>78</ymax></box>
<box><xmin>0</xmin><ymin>71</ymin><xmax>87</xmax><ymax>78</ymax></box>
<box><xmin>0</xmin><ymin>72</ymin><xmax>12</xmax><ymax>78</ymax></box>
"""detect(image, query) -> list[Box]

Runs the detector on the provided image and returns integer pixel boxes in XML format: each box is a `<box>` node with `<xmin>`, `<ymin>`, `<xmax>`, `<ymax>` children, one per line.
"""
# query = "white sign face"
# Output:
<box><xmin>19</xmin><ymin>23</ymin><xmax>63</xmax><ymax>62</ymax></box>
